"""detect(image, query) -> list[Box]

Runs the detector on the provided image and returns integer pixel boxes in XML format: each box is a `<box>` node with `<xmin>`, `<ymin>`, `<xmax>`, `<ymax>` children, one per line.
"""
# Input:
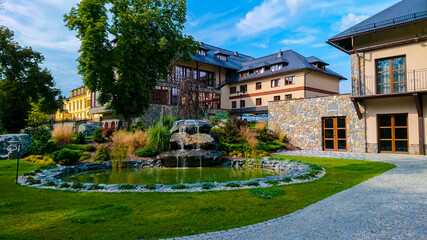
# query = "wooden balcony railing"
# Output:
<box><xmin>353</xmin><ymin>69</ymin><xmax>427</xmax><ymax>97</ymax></box>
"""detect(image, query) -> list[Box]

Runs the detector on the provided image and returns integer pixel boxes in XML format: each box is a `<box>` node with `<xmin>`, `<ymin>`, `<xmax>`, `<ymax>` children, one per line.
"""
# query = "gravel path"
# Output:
<box><xmin>168</xmin><ymin>153</ymin><xmax>427</xmax><ymax>240</ymax></box>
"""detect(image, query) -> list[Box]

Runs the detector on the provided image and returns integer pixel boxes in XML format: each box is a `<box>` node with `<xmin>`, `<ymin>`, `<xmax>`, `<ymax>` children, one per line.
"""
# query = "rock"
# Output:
<box><xmin>0</xmin><ymin>134</ymin><xmax>33</xmax><ymax>160</ymax></box>
<box><xmin>170</xmin><ymin>120</ymin><xmax>212</xmax><ymax>134</ymax></box>
<box><xmin>159</xmin><ymin>149</ymin><xmax>222</xmax><ymax>167</ymax></box>
<box><xmin>170</xmin><ymin>132</ymin><xmax>216</xmax><ymax>150</ymax></box>
<box><xmin>77</xmin><ymin>124</ymin><xmax>102</xmax><ymax>136</ymax></box>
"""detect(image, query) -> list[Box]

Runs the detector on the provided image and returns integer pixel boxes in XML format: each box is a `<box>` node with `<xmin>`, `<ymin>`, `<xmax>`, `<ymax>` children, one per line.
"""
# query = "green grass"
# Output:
<box><xmin>0</xmin><ymin>155</ymin><xmax>394</xmax><ymax>239</ymax></box>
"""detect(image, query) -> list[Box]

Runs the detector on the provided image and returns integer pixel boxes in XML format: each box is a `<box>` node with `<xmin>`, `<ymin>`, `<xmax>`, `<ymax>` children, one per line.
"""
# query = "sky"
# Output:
<box><xmin>0</xmin><ymin>0</ymin><xmax>400</xmax><ymax>96</ymax></box>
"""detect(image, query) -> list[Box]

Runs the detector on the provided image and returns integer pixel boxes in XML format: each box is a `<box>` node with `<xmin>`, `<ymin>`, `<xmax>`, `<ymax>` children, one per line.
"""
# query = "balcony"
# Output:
<box><xmin>353</xmin><ymin>69</ymin><xmax>427</xmax><ymax>98</ymax></box>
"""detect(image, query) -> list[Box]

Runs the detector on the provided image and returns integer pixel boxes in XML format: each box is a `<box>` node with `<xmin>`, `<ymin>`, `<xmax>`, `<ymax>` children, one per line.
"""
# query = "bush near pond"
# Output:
<box><xmin>28</xmin><ymin>127</ymin><xmax>56</xmax><ymax>155</ymax></box>
<box><xmin>62</xmin><ymin>144</ymin><xmax>96</xmax><ymax>152</ymax></box>
<box><xmin>91</xmin><ymin>144</ymin><xmax>111</xmax><ymax>162</ymax></box>
<box><xmin>74</xmin><ymin>132</ymin><xmax>85</xmax><ymax>144</ymax></box>
<box><xmin>23</xmin><ymin>155</ymin><xmax>54</xmax><ymax>166</ymax></box>
<box><xmin>52</xmin><ymin>148</ymin><xmax>81</xmax><ymax>165</ymax></box>
<box><xmin>94</xmin><ymin>128</ymin><xmax>104</xmax><ymax>143</ymax></box>
<box><xmin>136</xmin><ymin>146</ymin><xmax>157</xmax><ymax>157</ymax></box>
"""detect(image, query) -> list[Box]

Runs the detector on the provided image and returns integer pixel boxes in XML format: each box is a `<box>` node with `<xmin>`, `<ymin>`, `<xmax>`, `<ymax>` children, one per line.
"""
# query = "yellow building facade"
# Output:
<box><xmin>55</xmin><ymin>86</ymin><xmax>93</xmax><ymax>121</ymax></box>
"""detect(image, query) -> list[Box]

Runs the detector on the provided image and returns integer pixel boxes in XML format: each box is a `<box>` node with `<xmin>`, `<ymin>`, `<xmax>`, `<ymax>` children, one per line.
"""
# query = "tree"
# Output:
<box><xmin>0</xmin><ymin>26</ymin><xmax>60</xmax><ymax>133</ymax></box>
<box><xmin>64</xmin><ymin>0</ymin><xmax>199</xmax><ymax>129</ymax></box>
<box><xmin>176</xmin><ymin>70</ymin><xmax>208</xmax><ymax>119</ymax></box>
<box><xmin>27</xmin><ymin>98</ymin><xmax>49</xmax><ymax>125</ymax></box>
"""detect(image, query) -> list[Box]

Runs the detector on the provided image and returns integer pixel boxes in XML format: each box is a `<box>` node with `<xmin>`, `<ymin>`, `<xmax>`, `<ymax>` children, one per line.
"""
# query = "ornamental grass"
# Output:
<box><xmin>51</xmin><ymin>125</ymin><xmax>74</xmax><ymax>145</ymax></box>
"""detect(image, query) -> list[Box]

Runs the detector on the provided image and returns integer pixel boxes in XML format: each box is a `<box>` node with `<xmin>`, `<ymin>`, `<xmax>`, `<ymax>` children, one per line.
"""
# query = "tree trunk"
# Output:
<box><xmin>123</xmin><ymin>116</ymin><xmax>131</xmax><ymax>131</ymax></box>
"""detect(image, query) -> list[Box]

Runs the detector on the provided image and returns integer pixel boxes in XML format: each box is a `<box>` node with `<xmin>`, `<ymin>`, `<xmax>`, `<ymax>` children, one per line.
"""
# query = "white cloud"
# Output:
<box><xmin>281</xmin><ymin>35</ymin><xmax>315</xmax><ymax>45</ymax></box>
<box><xmin>339</xmin><ymin>13</ymin><xmax>369</xmax><ymax>31</ymax></box>
<box><xmin>253</xmin><ymin>42</ymin><xmax>268</xmax><ymax>49</ymax></box>
<box><xmin>236</xmin><ymin>0</ymin><xmax>311</xmax><ymax>35</ymax></box>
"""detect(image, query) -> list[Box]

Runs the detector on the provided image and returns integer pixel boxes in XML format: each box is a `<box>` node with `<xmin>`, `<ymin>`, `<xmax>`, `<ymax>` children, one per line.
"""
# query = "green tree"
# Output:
<box><xmin>64</xmin><ymin>0</ymin><xmax>199</xmax><ymax>129</ymax></box>
<box><xmin>0</xmin><ymin>27</ymin><xmax>60</xmax><ymax>132</ymax></box>
<box><xmin>27</xmin><ymin>98</ymin><xmax>49</xmax><ymax>125</ymax></box>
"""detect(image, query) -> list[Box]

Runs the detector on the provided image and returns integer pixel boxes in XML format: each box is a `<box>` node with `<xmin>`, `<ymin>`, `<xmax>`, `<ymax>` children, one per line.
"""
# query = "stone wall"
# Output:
<box><xmin>268</xmin><ymin>94</ymin><xmax>366</xmax><ymax>153</ymax></box>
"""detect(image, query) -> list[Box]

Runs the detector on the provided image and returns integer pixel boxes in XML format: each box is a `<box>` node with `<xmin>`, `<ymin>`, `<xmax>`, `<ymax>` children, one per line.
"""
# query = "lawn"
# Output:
<box><xmin>0</xmin><ymin>155</ymin><xmax>394</xmax><ymax>239</ymax></box>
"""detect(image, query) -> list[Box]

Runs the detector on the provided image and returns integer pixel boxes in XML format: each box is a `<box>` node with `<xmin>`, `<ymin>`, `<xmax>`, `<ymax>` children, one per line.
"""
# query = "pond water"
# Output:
<box><xmin>63</xmin><ymin>167</ymin><xmax>282</xmax><ymax>185</ymax></box>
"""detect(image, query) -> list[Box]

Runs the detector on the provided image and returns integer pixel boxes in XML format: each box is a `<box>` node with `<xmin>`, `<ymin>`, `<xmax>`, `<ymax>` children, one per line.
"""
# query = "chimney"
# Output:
<box><xmin>234</xmin><ymin>51</ymin><xmax>238</xmax><ymax>56</ymax></box>
<box><xmin>277</xmin><ymin>50</ymin><xmax>282</xmax><ymax>58</ymax></box>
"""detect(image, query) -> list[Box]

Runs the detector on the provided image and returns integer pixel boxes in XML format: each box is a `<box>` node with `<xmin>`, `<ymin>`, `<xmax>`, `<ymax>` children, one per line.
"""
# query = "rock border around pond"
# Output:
<box><xmin>17</xmin><ymin>158</ymin><xmax>325</xmax><ymax>193</ymax></box>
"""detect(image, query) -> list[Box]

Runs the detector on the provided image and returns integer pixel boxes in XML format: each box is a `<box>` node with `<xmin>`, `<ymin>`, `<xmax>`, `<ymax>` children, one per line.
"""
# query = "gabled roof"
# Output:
<box><xmin>232</xmin><ymin>50</ymin><xmax>345</xmax><ymax>82</ymax></box>
<box><xmin>330</xmin><ymin>0</ymin><xmax>427</xmax><ymax>40</ymax></box>
<box><xmin>306</xmin><ymin>56</ymin><xmax>328</xmax><ymax>66</ymax></box>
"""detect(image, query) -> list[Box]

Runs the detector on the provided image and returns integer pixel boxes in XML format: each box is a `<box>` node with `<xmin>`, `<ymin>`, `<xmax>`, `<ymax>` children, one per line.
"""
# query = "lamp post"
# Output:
<box><xmin>9</xmin><ymin>141</ymin><xmax>22</xmax><ymax>184</ymax></box>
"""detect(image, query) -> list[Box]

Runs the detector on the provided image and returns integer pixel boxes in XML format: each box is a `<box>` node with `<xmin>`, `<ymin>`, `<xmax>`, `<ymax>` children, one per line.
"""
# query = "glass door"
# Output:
<box><xmin>378</xmin><ymin>114</ymin><xmax>408</xmax><ymax>153</ymax></box>
<box><xmin>323</xmin><ymin>117</ymin><xmax>347</xmax><ymax>151</ymax></box>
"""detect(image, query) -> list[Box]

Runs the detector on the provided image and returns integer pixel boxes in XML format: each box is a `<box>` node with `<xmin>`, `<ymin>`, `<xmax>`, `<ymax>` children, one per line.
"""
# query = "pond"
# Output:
<box><xmin>63</xmin><ymin>166</ymin><xmax>283</xmax><ymax>185</ymax></box>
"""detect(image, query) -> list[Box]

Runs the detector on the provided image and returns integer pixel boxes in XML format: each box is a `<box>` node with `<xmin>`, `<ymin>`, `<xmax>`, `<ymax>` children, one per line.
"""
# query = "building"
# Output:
<box><xmin>327</xmin><ymin>0</ymin><xmax>427</xmax><ymax>155</ymax></box>
<box><xmin>55</xmin><ymin>86</ymin><xmax>92</xmax><ymax>121</ymax></box>
<box><xmin>268</xmin><ymin>0</ymin><xmax>427</xmax><ymax>155</ymax></box>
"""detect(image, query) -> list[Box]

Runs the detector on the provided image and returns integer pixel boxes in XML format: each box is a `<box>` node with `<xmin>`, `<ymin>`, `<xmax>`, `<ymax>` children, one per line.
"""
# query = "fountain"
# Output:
<box><xmin>158</xmin><ymin>120</ymin><xmax>222</xmax><ymax>167</ymax></box>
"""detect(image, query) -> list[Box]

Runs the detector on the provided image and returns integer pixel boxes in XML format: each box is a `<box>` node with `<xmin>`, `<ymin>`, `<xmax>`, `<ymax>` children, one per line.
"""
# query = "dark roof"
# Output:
<box><xmin>306</xmin><ymin>56</ymin><xmax>329</xmax><ymax>65</ymax></box>
<box><xmin>231</xmin><ymin>50</ymin><xmax>345</xmax><ymax>82</ymax></box>
<box><xmin>330</xmin><ymin>0</ymin><xmax>427</xmax><ymax>40</ymax></box>
<box><xmin>189</xmin><ymin>43</ymin><xmax>254</xmax><ymax>70</ymax></box>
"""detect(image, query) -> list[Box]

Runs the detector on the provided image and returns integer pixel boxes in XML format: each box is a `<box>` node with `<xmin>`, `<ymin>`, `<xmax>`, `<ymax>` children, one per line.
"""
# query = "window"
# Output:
<box><xmin>230</xmin><ymin>87</ymin><xmax>237</xmax><ymax>94</ymax></box>
<box><xmin>232</xmin><ymin>101</ymin><xmax>237</xmax><ymax>109</ymax></box>
<box><xmin>285</xmin><ymin>94</ymin><xmax>292</xmax><ymax>100</ymax></box>
<box><xmin>197</xmin><ymin>49</ymin><xmax>207</xmax><ymax>56</ymax></box>
<box><xmin>240</xmin><ymin>100</ymin><xmax>245</xmax><ymax>108</ymax></box>
<box><xmin>240</xmin><ymin>85</ymin><xmax>247</xmax><ymax>93</ymax></box>
<box><xmin>256</xmin><ymin>98</ymin><xmax>262</xmax><ymax>106</ymax></box>
<box><xmin>377</xmin><ymin>56</ymin><xmax>406</xmax><ymax>94</ymax></box>
<box><xmin>216</xmin><ymin>54</ymin><xmax>227</xmax><ymax>61</ymax></box>
<box><xmin>254</xmin><ymin>68</ymin><xmax>264</xmax><ymax>75</ymax></box>
<box><xmin>271</xmin><ymin>64</ymin><xmax>282</xmax><ymax>72</ymax></box>
<box><xmin>378</xmin><ymin>114</ymin><xmax>408</xmax><ymax>153</ymax></box>
<box><xmin>240</xmin><ymin>72</ymin><xmax>248</xmax><ymax>78</ymax></box>
<box><xmin>285</xmin><ymin>76</ymin><xmax>295</xmax><ymax>85</ymax></box>
<box><xmin>271</xmin><ymin>79</ymin><xmax>280</xmax><ymax>88</ymax></box>
<box><xmin>256</xmin><ymin>82</ymin><xmax>262</xmax><ymax>90</ymax></box>
<box><xmin>274</xmin><ymin>96</ymin><xmax>280</xmax><ymax>101</ymax></box>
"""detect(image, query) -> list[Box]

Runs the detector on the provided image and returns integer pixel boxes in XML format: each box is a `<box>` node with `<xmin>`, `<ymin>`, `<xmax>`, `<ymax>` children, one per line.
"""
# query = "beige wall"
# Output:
<box><xmin>306</xmin><ymin>71</ymin><xmax>340</xmax><ymax>93</ymax></box>
<box><xmin>365</xmin><ymin>97</ymin><xmax>419</xmax><ymax>145</ymax></box>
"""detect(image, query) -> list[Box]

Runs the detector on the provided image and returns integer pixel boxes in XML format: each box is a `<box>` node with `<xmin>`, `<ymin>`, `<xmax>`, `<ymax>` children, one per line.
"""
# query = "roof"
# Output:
<box><xmin>230</xmin><ymin>50</ymin><xmax>345</xmax><ymax>82</ymax></box>
<box><xmin>330</xmin><ymin>0</ymin><xmax>427</xmax><ymax>40</ymax></box>
<box><xmin>306</xmin><ymin>56</ymin><xmax>329</xmax><ymax>65</ymax></box>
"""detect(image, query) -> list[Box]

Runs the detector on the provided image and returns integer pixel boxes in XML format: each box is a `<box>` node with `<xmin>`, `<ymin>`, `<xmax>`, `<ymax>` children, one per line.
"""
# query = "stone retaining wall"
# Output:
<box><xmin>268</xmin><ymin>94</ymin><xmax>366</xmax><ymax>153</ymax></box>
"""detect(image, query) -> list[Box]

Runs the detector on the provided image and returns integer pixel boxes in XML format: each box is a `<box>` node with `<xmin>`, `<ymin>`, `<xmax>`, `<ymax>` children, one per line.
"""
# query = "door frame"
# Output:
<box><xmin>322</xmin><ymin>116</ymin><xmax>347</xmax><ymax>152</ymax></box>
<box><xmin>377</xmin><ymin>113</ymin><xmax>409</xmax><ymax>154</ymax></box>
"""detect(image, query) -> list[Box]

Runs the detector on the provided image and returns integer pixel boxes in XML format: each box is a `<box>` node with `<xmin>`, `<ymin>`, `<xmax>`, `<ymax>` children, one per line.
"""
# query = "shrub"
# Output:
<box><xmin>28</xmin><ymin>127</ymin><xmax>56</xmax><ymax>155</ymax></box>
<box><xmin>294</xmin><ymin>174</ymin><xmax>312</xmax><ymax>180</ymax></box>
<box><xmin>264</xmin><ymin>180</ymin><xmax>279</xmax><ymax>185</ymax></box>
<box><xmin>45</xmin><ymin>181</ymin><xmax>57</xmax><ymax>187</ymax></box>
<box><xmin>238</xmin><ymin>126</ymin><xmax>259</xmax><ymax>149</ymax></box>
<box><xmin>219</xmin><ymin>142</ymin><xmax>250</xmax><ymax>156</ymax></box>
<box><xmin>170</xmin><ymin>184</ymin><xmax>190</xmax><ymax>190</ymax></box>
<box><xmin>277</xmin><ymin>131</ymin><xmax>288</xmax><ymax>142</ymax></box>
<box><xmin>38</xmin><ymin>164</ymin><xmax>58</xmax><ymax>171</ymax></box>
<box><xmin>63</xmin><ymin>144</ymin><xmax>96</xmax><ymax>152</ymax></box>
<box><xmin>209</xmin><ymin>116</ymin><xmax>221</xmax><ymax>126</ymax></box>
<box><xmin>26</xmin><ymin>177</ymin><xmax>41</xmax><ymax>185</ymax></box>
<box><xmin>244</xmin><ymin>181</ymin><xmax>260</xmax><ymax>187</ymax></box>
<box><xmin>201</xmin><ymin>183</ymin><xmax>216</xmax><ymax>190</ymax></box>
<box><xmin>250</xmin><ymin>188</ymin><xmax>285</xmax><ymax>199</ymax></box>
<box><xmin>258</xmin><ymin>141</ymin><xmax>286</xmax><ymax>152</ymax></box>
<box><xmin>51</xmin><ymin>125</ymin><xmax>75</xmax><ymax>145</ymax></box>
<box><xmin>130</xmin><ymin>119</ymin><xmax>144</xmax><ymax>132</ymax></box>
<box><xmin>281</xmin><ymin>177</ymin><xmax>292</xmax><ymax>183</ymax></box>
<box><xmin>79</xmin><ymin>152</ymin><xmax>91</xmax><ymax>161</ymax></box>
<box><xmin>102</xmin><ymin>127</ymin><xmax>115</xmax><ymax>139</ymax></box>
<box><xmin>218</xmin><ymin>116</ymin><xmax>248</xmax><ymax>144</ymax></box>
<box><xmin>147</xmin><ymin>122</ymin><xmax>171</xmax><ymax>152</ymax></box>
<box><xmin>94</xmin><ymin>128</ymin><xmax>104</xmax><ymax>143</ymax></box>
<box><xmin>88</xmin><ymin>184</ymin><xmax>105</xmax><ymax>190</ymax></box>
<box><xmin>118</xmin><ymin>184</ymin><xmax>136</xmax><ymax>190</ymax></box>
<box><xmin>161</xmin><ymin>115</ymin><xmax>177</xmax><ymax>131</ymax></box>
<box><xmin>91</xmin><ymin>144</ymin><xmax>111</xmax><ymax>162</ymax></box>
<box><xmin>254</xmin><ymin>119</ymin><xmax>267</xmax><ymax>132</ymax></box>
<box><xmin>111</xmin><ymin>143</ymin><xmax>128</xmax><ymax>168</ymax></box>
<box><xmin>60</xmin><ymin>183</ymin><xmax>70</xmax><ymax>188</ymax></box>
<box><xmin>144</xmin><ymin>184</ymin><xmax>157</xmax><ymax>190</ymax></box>
<box><xmin>52</xmin><ymin>148</ymin><xmax>81</xmax><ymax>165</ymax></box>
<box><xmin>71</xmin><ymin>182</ymin><xmax>84</xmax><ymax>189</ymax></box>
<box><xmin>23</xmin><ymin>155</ymin><xmax>54</xmax><ymax>166</ymax></box>
<box><xmin>74</xmin><ymin>132</ymin><xmax>85</xmax><ymax>144</ymax></box>
<box><xmin>136</xmin><ymin>146</ymin><xmax>157</xmax><ymax>157</ymax></box>
<box><xmin>224</xmin><ymin>182</ymin><xmax>240</xmax><ymax>188</ymax></box>
<box><xmin>111</xmin><ymin>130</ymin><xmax>147</xmax><ymax>154</ymax></box>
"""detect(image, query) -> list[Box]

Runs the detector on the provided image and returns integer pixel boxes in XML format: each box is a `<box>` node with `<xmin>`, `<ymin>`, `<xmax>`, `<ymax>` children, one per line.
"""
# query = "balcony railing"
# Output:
<box><xmin>353</xmin><ymin>69</ymin><xmax>427</xmax><ymax>97</ymax></box>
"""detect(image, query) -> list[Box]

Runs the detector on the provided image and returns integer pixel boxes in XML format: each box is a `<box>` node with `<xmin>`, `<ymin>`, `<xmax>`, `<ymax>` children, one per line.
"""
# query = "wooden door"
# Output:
<box><xmin>323</xmin><ymin>117</ymin><xmax>347</xmax><ymax>151</ymax></box>
<box><xmin>378</xmin><ymin>114</ymin><xmax>408</xmax><ymax>153</ymax></box>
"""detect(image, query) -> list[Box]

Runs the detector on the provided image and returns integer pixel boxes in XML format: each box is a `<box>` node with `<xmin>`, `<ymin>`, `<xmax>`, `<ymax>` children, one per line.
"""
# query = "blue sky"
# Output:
<box><xmin>1</xmin><ymin>0</ymin><xmax>400</xmax><ymax>96</ymax></box>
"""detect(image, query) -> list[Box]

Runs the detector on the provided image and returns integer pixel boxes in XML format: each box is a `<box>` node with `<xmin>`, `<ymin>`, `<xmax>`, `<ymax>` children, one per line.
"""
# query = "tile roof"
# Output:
<box><xmin>330</xmin><ymin>0</ymin><xmax>427</xmax><ymax>40</ymax></box>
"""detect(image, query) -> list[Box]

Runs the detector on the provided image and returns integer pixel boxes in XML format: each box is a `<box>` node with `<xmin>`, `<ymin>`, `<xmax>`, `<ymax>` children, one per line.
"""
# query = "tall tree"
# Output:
<box><xmin>65</xmin><ymin>0</ymin><xmax>199</xmax><ymax>129</ymax></box>
<box><xmin>0</xmin><ymin>27</ymin><xmax>60</xmax><ymax>132</ymax></box>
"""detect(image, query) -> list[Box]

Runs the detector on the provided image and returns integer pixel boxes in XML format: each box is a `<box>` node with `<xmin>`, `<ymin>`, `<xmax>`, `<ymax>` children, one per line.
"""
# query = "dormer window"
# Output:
<box><xmin>240</xmin><ymin>72</ymin><xmax>248</xmax><ymax>78</ymax></box>
<box><xmin>271</xmin><ymin>64</ymin><xmax>282</xmax><ymax>72</ymax></box>
<box><xmin>312</xmin><ymin>63</ymin><xmax>326</xmax><ymax>70</ymax></box>
<box><xmin>197</xmin><ymin>49</ymin><xmax>207</xmax><ymax>56</ymax></box>
<box><xmin>216</xmin><ymin>54</ymin><xmax>227</xmax><ymax>61</ymax></box>
<box><xmin>254</xmin><ymin>68</ymin><xmax>264</xmax><ymax>75</ymax></box>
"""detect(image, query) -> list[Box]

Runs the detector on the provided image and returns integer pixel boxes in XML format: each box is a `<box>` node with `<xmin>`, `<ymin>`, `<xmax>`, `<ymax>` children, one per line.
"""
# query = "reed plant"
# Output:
<box><xmin>112</xmin><ymin>130</ymin><xmax>147</xmax><ymax>154</ymax></box>
<box><xmin>51</xmin><ymin>125</ymin><xmax>74</xmax><ymax>145</ymax></box>
<box><xmin>111</xmin><ymin>142</ymin><xmax>128</xmax><ymax>169</ymax></box>
<box><xmin>147</xmin><ymin>122</ymin><xmax>171</xmax><ymax>152</ymax></box>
